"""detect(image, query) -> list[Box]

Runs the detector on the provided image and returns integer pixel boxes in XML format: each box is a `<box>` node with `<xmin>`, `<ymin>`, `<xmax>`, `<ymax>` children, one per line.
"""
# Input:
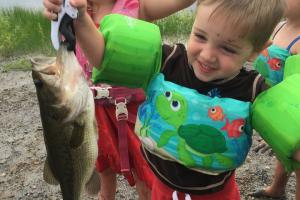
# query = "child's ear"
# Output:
<box><xmin>248</xmin><ymin>39</ymin><xmax>272</xmax><ymax>62</ymax></box>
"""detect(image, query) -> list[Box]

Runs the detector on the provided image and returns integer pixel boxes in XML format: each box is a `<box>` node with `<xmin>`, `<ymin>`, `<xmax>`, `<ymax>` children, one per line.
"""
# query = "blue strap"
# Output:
<box><xmin>287</xmin><ymin>35</ymin><xmax>300</xmax><ymax>52</ymax></box>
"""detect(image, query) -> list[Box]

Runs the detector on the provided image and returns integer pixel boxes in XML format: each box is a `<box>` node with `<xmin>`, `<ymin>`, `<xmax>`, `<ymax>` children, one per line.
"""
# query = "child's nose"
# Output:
<box><xmin>199</xmin><ymin>45</ymin><xmax>216</xmax><ymax>63</ymax></box>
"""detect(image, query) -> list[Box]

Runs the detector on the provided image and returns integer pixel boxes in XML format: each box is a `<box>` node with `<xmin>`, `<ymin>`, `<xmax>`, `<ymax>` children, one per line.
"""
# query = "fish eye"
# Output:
<box><xmin>33</xmin><ymin>79</ymin><xmax>43</xmax><ymax>88</ymax></box>
<box><xmin>170</xmin><ymin>100</ymin><xmax>181</xmax><ymax>111</ymax></box>
<box><xmin>239</xmin><ymin>125</ymin><xmax>244</xmax><ymax>132</ymax></box>
<box><xmin>165</xmin><ymin>91</ymin><xmax>172</xmax><ymax>101</ymax></box>
<box><xmin>210</xmin><ymin>107</ymin><xmax>216</xmax><ymax>113</ymax></box>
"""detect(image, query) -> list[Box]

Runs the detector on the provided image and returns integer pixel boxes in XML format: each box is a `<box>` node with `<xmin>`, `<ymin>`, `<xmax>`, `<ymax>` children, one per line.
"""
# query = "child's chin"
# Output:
<box><xmin>194</xmin><ymin>72</ymin><xmax>215</xmax><ymax>82</ymax></box>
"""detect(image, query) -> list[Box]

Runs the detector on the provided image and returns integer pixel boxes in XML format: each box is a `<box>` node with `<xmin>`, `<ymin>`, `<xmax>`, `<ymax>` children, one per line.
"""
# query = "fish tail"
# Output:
<box><xmin>221</xmin><ymin>118</ymin><xmax>230</xmax><ymax>131</ymax></box>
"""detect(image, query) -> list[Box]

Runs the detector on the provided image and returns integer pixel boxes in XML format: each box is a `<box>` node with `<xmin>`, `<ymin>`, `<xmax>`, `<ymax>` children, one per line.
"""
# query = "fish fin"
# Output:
<box><xmin>221</xmin><ymin>118</ymin><xmax>229</xmax><ymax>131</ymax></box>
<box><xmin>43</xmin><ymin>158</ymin><xmax>59</xmax><ymax>185</ymax></box>
<box><xmin>85</xmin><ymin>169</ymin><xmax>101</xmax><ymax>196</ymax></box>
<box><xmin>70</xmin><ymin>120</ymin><xmax>85</xmax><ymax>149</ymax></box>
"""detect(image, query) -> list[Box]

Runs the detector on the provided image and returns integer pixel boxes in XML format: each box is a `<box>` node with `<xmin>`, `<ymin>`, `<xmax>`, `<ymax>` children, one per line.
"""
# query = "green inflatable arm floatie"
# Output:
<box><xmin>252</xmin><ymin>56</ymin><xmax>300</xmax><ymax>172</ymax></box>
<box><xmin>91</xmin><ymin>14</ymin><xmax>162</xmax><ymax>90</ymax></box>
<box><xmin>284</xmin><ymin>54</ymin><xmax>300</xmax><ymax>79</ymax></box>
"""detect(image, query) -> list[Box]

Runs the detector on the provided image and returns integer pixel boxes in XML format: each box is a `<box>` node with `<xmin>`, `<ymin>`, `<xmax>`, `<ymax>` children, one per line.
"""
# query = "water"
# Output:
<box><xmin>0</xmin><ymin>0</ymin><xmax>43</xmax><ymax>9</ymax></box>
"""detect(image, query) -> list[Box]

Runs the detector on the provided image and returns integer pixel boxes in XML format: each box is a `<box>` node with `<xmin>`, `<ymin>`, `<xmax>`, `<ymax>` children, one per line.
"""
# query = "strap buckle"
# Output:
<box><xmin>91</xmin><ymin>86</ymin><xmax>112</xmax><ymax>99</ymax></box>
<box><xmin>115</xmin><ymin>98</ymin><xmax>128</xmax><ymax>121</ymax></box>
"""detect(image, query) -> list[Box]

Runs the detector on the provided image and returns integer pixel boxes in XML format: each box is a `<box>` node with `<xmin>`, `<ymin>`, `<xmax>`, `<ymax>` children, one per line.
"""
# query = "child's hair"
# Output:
<box><xmin>197</xmin><ymin>0</ymin><xmax>286</xmax><ymax>51</ymax></box>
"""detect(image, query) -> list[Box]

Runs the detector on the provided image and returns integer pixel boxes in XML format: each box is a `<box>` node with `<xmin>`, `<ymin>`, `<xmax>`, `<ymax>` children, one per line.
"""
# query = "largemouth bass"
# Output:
<box><xmin>31</xmin><ymin>44</ymin><xmax>100</xmax><ymax>200</ymax></box>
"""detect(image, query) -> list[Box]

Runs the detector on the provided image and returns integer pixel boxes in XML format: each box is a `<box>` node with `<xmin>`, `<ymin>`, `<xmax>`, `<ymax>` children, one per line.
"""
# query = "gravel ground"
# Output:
<box><xmin>0</xmin><ymin>59</ymin><xmax>296</xmax><ymax>200</ymax></box>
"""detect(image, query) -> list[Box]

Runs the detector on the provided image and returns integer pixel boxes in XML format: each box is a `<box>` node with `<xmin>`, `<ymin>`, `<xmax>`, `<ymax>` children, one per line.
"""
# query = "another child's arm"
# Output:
<box><xmin>73</xmin><ymin>11</ymin><xmax>105</xmax><ymax>67</ymax></box>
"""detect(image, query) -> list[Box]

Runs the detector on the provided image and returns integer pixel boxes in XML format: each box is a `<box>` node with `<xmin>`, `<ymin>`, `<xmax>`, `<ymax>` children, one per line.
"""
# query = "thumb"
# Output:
<box><xmin>68</xmin><ymin>0</ymin><xmax>87</xmax><ymax>17</ymax></box>
<box><xmin>69</xmin><ymin>0</ymin><xmax>86</xmax><ymax>8</ymax></box>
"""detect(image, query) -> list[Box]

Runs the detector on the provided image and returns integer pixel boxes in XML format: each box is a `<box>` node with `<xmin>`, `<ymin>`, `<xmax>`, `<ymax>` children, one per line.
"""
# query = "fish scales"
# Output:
<box><xmin>31</xmin><ymin>44</ymin><xmax>100</xmax><ymax>200</ymax></box>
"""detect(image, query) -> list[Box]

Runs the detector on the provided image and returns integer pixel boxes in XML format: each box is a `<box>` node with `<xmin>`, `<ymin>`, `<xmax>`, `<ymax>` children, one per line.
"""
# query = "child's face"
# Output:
<box><xmin>187</xmin><ymin>3</ymin><xmax>258</xmax><ymax>82</ymax></box>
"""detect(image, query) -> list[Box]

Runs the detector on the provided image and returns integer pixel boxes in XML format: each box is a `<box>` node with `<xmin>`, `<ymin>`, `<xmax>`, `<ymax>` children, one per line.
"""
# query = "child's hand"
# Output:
<box><xmin>43</xmin><ymin>0</ymin><xmax>87</xmax><ymax>21</ymax></box>
<box><xmin>69</xmin><ymin>0</ymin><xmax>87</xmax><ymax>18</ymax></box>
<box><xmin>43</xmin><ymin>0</ymin><xmax>63</xmax><ymax>20</ymax></box>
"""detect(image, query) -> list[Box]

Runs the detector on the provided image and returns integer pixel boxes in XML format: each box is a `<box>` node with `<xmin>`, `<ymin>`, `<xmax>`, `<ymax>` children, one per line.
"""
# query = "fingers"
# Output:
<box><xmin>69</xmin><ymin>0</ymin><xmax>84</xmax><ymax>8</ymax></box>
<box><xmin>43</xmin><ymin>0</ymin><xmax>62</xmax><ymax>20</ymax></box>
<box><xmin>69</xmin><ymin>0</ymin><xmax>87</xmax><ymax>16</ymax></box>
<box><xmin>44</xmin><ymin>9</ymin><xmax>58</xmax><ymax>21</ymax></box>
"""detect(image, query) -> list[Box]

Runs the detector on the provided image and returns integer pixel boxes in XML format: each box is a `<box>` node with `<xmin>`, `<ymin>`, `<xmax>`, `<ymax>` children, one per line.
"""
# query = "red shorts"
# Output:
<box><xmin>94</xmin><ymin>94</ymin><xmax>154</xmax><ymax>188</ymax></box>
<box><xmin>151</xmin><ymin>172</ymin><xmax>240</xmax><ymax>200</ymax></box>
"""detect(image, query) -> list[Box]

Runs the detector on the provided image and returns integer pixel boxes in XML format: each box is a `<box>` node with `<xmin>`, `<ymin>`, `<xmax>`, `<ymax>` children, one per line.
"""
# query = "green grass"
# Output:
<box><xmin>1</xmin><ymin>57</ymin><xmax>32</xmax><ymax>72</ymax></box>
<box><xmin>155</xmin><ymin>11</ymin><xmax>195</xmax><ymax>38</ymax></box>
<box><xmin>0</xmin><ymin>7</ymin><xmax>54</xmax><ymax>57</ymax></box>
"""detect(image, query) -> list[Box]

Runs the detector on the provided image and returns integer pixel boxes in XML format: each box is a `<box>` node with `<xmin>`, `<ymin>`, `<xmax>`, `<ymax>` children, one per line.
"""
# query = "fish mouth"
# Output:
<box><xmin>31</xmin><ymin>57</ymin><xmax>57</xmax><ymax>75</ymax></box>
<box><xmin>31</xmin><ymin>56</ymin><xmax>60</xmax><ymax>93</ymax></box>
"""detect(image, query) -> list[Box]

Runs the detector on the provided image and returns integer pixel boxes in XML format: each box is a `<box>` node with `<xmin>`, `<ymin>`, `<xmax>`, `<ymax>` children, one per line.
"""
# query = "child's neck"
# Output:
<box><xmin>274</xmin><ymin>18</ymin><xmax>300</xmax><ymax>54</ymax></box>
<box><xmin>286</xmin><ymin>17</ymin><xmax>300</xmax><ymax>30</ymax></box>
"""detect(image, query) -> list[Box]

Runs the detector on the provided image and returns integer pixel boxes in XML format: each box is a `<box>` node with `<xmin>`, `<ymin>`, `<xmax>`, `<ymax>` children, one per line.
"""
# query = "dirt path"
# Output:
<box><xmin>0</xmin><ymin>67</ymin><xmax>296</xmax><ymax>199</ymax></box>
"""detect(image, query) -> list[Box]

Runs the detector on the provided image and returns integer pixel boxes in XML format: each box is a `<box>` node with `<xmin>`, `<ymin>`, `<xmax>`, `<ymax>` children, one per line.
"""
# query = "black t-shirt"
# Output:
<box><xmin>141</xmin><ymin>43</ymin><xmax>267</xmax><ymax>194</ymax></box>
<box><xmin>161</xmin><ymin>43</ymin><xmax>267</xmax><ymax>101</ymax></box>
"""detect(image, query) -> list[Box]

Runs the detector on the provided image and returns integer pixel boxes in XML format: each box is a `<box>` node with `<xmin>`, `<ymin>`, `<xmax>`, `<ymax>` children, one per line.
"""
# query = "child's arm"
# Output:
<box><xmin>139</xmin><ymin>0</ymin><xmax>196</xmax><ymax>21</ymax></box>
<box><xmin>73</xmin><ymin>11</ymin><xmax>105</xmax><ymax>68</ymax></box>
<box><xmin>67</xmin><ymin>0</ymin><xmax>105</xmax><ymax>67</ymax></box>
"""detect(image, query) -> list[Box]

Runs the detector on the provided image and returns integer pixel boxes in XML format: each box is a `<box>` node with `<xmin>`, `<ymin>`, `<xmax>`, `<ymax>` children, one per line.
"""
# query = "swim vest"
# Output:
<box><xmin>135</xmin><ymin>73</ymin><xmax>252</xmax><ymax>173</ymax></box>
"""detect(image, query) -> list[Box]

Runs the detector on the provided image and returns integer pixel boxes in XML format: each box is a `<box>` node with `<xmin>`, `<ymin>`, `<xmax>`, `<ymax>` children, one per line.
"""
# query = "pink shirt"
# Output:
<box><xmin>76</xmin><ymin>0</ymin><xmax>140</xmax><ymax>80</ymax></box>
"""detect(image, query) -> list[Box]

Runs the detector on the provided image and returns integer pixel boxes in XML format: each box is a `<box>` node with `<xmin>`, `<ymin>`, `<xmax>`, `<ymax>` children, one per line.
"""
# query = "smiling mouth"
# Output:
<box><xmin>198</xmin><ymin>62</ymin><xmax>215</xmax><ymax>73</ymax></box>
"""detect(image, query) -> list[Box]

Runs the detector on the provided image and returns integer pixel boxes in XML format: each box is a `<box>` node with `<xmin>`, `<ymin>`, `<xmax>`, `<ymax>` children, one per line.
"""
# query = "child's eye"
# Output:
<box><xmin>194</xmin><ymin>33</ymin><xmax>207</xmax><ymax>41</ymax></box>
<box><xmin>221</xmin><ymin>46</ymin><xmax>237</xmax><ymax>54</ymax></box>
